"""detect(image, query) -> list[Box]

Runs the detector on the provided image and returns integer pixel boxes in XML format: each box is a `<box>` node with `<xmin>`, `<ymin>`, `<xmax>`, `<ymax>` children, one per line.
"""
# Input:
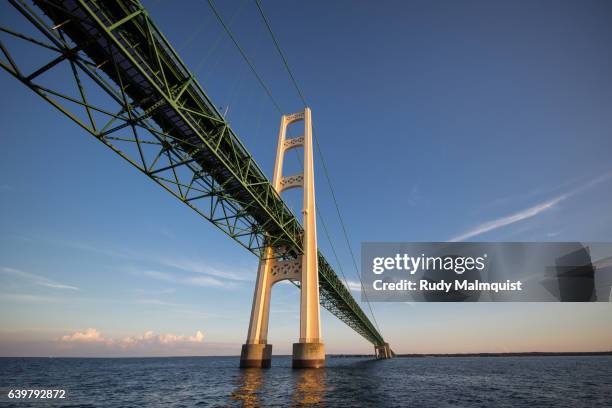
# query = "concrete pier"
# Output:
<box><xmin>292</xmin><ymin>342</ymin><xmax>325</xmax><ymax>368</ymax></box>
<box><xmin>240</xmin><ymin>344</ymin><xmax>272</xmax><ymax>368</ymax></box>
<box><xmin>375</xmin><ymin>343</ymin><xmax>393</xmax><ymax>359</ymax></box>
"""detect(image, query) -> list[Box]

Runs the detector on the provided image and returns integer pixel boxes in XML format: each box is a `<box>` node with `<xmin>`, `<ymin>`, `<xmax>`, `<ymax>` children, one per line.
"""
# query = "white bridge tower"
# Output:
<box><xmin>240</xmin><ymin>107</ymin><xmax>325</xmax><ymax>368</ymax></box>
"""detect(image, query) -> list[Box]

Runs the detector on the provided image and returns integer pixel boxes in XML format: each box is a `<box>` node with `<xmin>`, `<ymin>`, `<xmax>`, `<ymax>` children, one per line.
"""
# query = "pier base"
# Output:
<box><xmin>292</xmin><ymin>342</ymin><xmax>325</xmax><ymax>368</ymax></box>
<box><xmin>240</xmin><ymin>343</ymin><xmax>272</xmax><ymax>368</ymax></box>
<box><xmin>375</xmin><ymin>342</ymin><xmax>392</xmax><ymax>359</ymax></box>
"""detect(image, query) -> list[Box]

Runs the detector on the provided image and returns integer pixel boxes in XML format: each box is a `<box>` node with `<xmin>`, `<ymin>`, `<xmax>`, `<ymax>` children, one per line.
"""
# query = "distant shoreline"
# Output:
<box><xmin>1</xmin><ymin>352</ymin><xmax>610</xmax><ymax>359</ymax></box>
<box><xmin>332</xmin><ymin>351</ymin><xmax>612</xmax><ymax>358</ymax></box>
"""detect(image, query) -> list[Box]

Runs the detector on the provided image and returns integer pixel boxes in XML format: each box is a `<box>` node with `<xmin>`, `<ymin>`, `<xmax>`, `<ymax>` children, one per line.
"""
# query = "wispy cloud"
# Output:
<box><xmin>0</xmin><ymin>267</ymin><xmax>79</xmax><ymax>290</ymax></box>
<box><xmin>156</xmin><ymin>258</ymin><xmax>253</xmax><ymax>282</ymax></box>
<box><xmin>186</xmin><ymin>276</ymin><xmax>226</xmax><ymax>287</ymax></box>
<box><xmin>60</xmin><ymin>328</ymin><xmax>205</xmax><ymax>348</ymax></box>
<box><xmin>481</xmin><ymin>175</ymin><xmax>583</xmax><ymax>211</ymax></box>
<box><xmin>450</xmin><ymin>193</ymin><xmax>568</xmax><ymax>242</ymax></box>
<box><xmin>142</xmin><ymin>270</ymin><xmax>174</xmax><ymax>282</ymax></box>
<box><xmin>0</xmin><ymin>293</ymin><xmax>64</xmax><ymax>303</ymax></box>
<box><xmin>47</xmin><ymin>238</ymin><xmax>254</xmax><ymax>283</ymax></box>
<box><xmin>450</xmin><ymin>172</ymin><xmax>612</xmax><ymax>242</ymax></box>
<box><xmin>133</xmin><ymin>298</ymin><xmax>184</xmax><ymax>307</ymax></box>
<box><xmin>345</xmin><ymin>280</ymin><xmax>362</xmax><ymax>292</ymax></box>
<box><xmin>405</xmin><ymin>183</ymin><xmax>423</xmax><ymax>207</ymax></box>
<box><xmin>132</xmin><ymin>287</ymin><xmax>176</xmax><ymax>296</ymax></box>
<box><xmin>158</xmin><ymin>227</ymin><xmax>176</xmax><ymax>240</ymax></box>
<box><xmin>141</xmin><ymin>269</ymin><xmax>228</xmax><ymax>288</ymax></box>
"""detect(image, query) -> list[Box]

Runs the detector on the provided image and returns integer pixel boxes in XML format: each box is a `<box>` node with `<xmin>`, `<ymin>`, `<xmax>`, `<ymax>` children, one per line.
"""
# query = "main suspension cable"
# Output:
<box><xmin>206</xmin><ymin>0</ymin><xmax>283</xmax><ymax>114</ymax></box>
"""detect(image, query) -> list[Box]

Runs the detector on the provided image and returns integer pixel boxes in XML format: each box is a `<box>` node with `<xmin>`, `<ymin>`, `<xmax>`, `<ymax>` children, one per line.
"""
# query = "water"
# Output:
<box><xmin>1</xmin><ymin>356</ymin><xmax>610</xmax><ymax>407</ymax></box>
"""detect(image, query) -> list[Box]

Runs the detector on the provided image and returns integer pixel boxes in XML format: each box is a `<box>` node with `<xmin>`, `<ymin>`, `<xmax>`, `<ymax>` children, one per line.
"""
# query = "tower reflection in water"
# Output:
<box><xmin>292</xmin><ymin>368</ymin><xmax>326</xmax><ymax>406</ymax></box>
<box><xmin>231</xmin><ymin>367</ymin><xmax>326</xmax><ymax>407</ymax></box>
<box><xmin>230</xmin><ymin>368</ymin><xmax>264</xmax><ymax>407</ymax></box>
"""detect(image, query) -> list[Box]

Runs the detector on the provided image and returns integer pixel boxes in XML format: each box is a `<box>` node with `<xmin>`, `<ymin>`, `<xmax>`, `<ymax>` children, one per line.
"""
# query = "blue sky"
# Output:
<box><xmin>1</xmin><ymin>0</ymin><xmax>611</xmax><ymax>356</ymax></box>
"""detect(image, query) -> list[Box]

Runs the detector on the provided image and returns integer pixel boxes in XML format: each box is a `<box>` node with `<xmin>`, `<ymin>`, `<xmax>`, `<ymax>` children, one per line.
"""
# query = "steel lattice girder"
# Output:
<box><xmin>0</xmin><ymin>0</ymin><xmax>386</xmax><ymax>347</ymax></box>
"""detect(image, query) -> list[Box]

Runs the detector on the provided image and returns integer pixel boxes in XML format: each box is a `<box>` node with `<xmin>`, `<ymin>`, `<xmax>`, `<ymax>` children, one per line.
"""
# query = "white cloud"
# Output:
<box><xmin>0</xmin><ymin>267</ymin><xmax>79</xmax><ymax>290</ymax></box>
<box><xmin>119</xmin><ymin>330</ymin><xmax>204</xmax><ymax>347</ymax></box>
<box><xmin>61</xmin><ymin>328</ymin><xmax>108</xmax><ymax>344</ymax></box>
<box><xmin>60</xmin><ymin>328</ymin><xmax>205</xmax><ymax>348</ymax></box>
<box><xmin>450</xmin><ymin>172</ymin><xmax>612</xmax><ymax>242</ymax></box>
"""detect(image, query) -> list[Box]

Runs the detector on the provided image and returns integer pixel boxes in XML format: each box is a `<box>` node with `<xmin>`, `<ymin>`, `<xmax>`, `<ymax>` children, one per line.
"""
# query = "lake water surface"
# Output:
<box><xmin>1</xmin><ymin>355</ymin><xmax>611</xmax><ymax>407</ymax></box>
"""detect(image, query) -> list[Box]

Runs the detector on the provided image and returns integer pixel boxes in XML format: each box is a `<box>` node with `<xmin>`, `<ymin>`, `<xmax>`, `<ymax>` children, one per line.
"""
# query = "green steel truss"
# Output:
<box><xmin>0</xmin><ymin>0</ymin><xmax>385</xmax><ymax>347</ymax></box>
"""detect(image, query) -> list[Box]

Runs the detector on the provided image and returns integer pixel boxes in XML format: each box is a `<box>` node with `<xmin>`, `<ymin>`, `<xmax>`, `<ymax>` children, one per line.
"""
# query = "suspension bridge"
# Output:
<box><xmin>0</xmin><ymin>0</ymin><xmax>392</xmax><ymax>367</ymax></box>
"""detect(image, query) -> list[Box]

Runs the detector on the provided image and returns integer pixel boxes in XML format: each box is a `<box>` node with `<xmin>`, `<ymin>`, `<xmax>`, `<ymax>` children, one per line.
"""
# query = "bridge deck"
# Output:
<box><xmin>2</xmin><ymin>0</ymin><xmax>385</xmax><ymax>346</ymax></box>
